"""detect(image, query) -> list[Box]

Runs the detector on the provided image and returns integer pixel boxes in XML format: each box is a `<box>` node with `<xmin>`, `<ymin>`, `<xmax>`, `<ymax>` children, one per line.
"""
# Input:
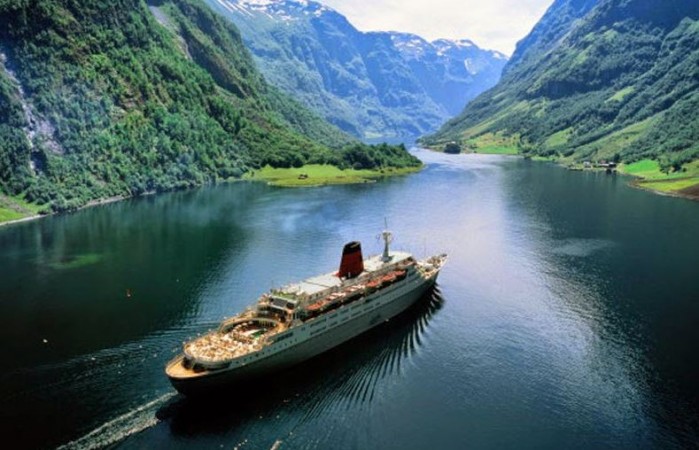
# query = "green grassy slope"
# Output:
<box><xmin>422</xmin><ymin>0</ymin><xmax>699</xmax><ymax>192</ymax></box>
<box><xmin>620</xmin><ymin>159</ymin><xmax>699</xmax><ymax>197</ymax></box>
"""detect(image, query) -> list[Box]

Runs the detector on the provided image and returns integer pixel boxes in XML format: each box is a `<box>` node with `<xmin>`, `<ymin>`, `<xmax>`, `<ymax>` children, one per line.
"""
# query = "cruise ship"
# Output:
<box><xmin>166</xmin><ymin>230</ymin><xmax>447</xmax><ymax>395</ymax></box>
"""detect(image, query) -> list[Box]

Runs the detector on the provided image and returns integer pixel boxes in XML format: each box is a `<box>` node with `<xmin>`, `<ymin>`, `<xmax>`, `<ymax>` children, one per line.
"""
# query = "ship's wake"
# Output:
<box><xmin>32</xmin><ymin>322</ymin><xmax>217</xmax><ymax>450</ymax></box>
<box><xmin>300</xmin><ymin>285</ymin><xmax>444</xmax><ymax>417</ymax></box>
<box><xmin>57</xmin><ymin>392</ymin><xmax>176</xmax><ymax>450</ymax></box>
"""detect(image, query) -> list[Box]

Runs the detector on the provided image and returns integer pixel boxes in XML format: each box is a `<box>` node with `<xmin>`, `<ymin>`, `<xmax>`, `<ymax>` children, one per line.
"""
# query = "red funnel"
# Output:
<box><xmin>338</xmin><ymin>241</ymin><xmax>364</xmax><ymax>279</ymax></box>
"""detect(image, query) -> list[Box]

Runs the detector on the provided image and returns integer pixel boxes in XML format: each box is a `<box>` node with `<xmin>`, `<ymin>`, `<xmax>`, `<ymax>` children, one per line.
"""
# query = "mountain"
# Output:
<box><xmin>424</xmin><ymin>0</ymin><xmax>699</xmax><ymax>172</ymax></box>
<box><xmin>392</xmin><ymin>34</ymin><xmax>508</xmax><ymax>118</ymax></box>
<box><xmin>0</xmin><ymin>0</ymin><xmax>418</xmax><ymax>214</ymax></box>
<box><xmin>205</xmin><ymin>0</ymin><xmax>507</xmax><ymax>142</ymax></box>
<box><xmin>503</xmin><ymin>0</ymin><xmax>598</xmax><ymax>76</ymax></box>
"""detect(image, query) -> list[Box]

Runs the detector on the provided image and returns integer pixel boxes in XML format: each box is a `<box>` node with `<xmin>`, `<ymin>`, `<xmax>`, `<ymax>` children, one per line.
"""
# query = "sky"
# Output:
<box><xmin>316</xmin><ymin>0</ymin><xmax>555</xmax><ymax>55</ymax></box>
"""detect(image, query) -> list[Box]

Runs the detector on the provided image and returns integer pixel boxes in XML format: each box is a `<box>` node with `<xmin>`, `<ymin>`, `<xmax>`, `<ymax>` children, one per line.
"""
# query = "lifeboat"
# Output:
<box><xmin>382</xmin><ymin>273</ymin><xmax>397</xmax><ymax>284</ymax></box>
<box><xmin>365</xmin><ymin>278</ymin><xmax>382</xmax><ymax>292</ymax></box>
<box><xmin>306</xmin><ymin>299</ymin><xmax>329</xmax><ymax>312</ymax></box>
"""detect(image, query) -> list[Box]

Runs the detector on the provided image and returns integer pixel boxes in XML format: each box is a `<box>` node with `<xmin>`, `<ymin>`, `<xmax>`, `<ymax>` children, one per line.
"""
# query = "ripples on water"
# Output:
<box><xmin>2</xmin><ymin>150</ymin><xmax>699</xmax><ymax>449</ymax></box>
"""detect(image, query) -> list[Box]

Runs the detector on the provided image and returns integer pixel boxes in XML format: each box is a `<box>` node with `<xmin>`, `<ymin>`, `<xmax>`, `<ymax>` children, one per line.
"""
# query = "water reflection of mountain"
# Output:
<box><xmin>156</xmin><ymin>286</ymin><xmax>445</xmax><ymax>439</ymax></box>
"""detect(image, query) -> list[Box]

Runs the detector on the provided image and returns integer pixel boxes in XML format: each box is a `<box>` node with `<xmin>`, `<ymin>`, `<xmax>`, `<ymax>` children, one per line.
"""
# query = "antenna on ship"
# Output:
<box><xmin>381</xmin><ymin>218</ymin><xmax>393</xmax><ymax>263</ymax></box>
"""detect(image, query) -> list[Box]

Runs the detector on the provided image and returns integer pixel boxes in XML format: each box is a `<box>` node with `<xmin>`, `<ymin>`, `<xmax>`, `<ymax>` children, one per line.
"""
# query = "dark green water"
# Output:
<box><xmin>1</xmin><ymin>150</ymin><xmax>698</xmax><ymax>449</ymax></box>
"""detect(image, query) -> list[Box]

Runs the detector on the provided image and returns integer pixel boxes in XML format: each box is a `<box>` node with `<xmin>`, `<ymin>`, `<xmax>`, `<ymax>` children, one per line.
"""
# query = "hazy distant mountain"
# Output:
<box><xmin>424</xmin><ymin>0</ymin><xmax>699</xmax><ymax>170</ymax></box>
<box><xmin>206</xmin><ymin>0</ymin><xmax>507</xmax><ymax>142</ymax></box>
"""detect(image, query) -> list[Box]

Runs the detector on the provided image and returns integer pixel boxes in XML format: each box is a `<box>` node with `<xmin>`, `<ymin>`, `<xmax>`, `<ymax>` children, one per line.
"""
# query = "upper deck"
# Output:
<box><xmin>273</xmin><ymin>251</ymin><xmax>413</xmax><ymax>302</ymax></box>
<box><xmin>174</xmin><ymin>251</ymin><xmax>418</xmax><ymax>371</ymax></box>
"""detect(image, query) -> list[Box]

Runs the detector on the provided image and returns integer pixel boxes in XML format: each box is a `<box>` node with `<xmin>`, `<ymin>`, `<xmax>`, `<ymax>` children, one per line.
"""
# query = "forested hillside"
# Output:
<box><xmin>206</xmin><ymin>0</ymin><xmax>507</xmax><ymax>143</ymax></box>
<box><xmin>423</xmin><ymin>0</ymin><xmax>699</xmax><ymax>174</ymax></box>
<box><xmin>0</xmin><ymin>0</ymin><xmax>419</xmax><ymax>215</ymax></box>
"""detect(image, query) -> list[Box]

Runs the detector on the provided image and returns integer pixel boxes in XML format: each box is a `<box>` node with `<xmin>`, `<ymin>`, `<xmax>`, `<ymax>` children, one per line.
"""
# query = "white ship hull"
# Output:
<box><xmin>169</xmin><ymin>271</ymin><xmax>438</xmax><ymax>395</ymax></box>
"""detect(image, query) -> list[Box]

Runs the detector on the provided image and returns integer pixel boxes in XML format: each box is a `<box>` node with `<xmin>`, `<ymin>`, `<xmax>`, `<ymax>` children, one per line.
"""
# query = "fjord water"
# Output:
<box><xmin>2</xmin><ymin>150</ymin><xmax>698</xmax><ymax>449</ymax></box>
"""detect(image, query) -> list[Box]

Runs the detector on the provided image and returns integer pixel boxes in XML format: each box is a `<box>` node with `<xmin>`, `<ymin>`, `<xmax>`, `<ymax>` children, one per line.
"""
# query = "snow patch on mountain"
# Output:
<box><xmin>389</xmin><ymin>32</ymin><xmax>432</xmax><ymax>58</ymax></box>
<box><xmin>217</xmin><ymin>0</ymin><xmax>330</xmax><ymax>22</ymax></box>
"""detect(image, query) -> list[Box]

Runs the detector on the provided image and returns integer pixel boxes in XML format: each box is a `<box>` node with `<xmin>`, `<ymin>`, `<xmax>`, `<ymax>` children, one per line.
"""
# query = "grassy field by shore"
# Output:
<box><xmin>424</xmin><ymin>132</ymin><xmax>519</xmax><ymax>155</ymax></box>
<box><xmin>0</xmin><ymin>195</ymin><xmax>42</xmax><ymax>224</ymax></box>
<box><xmin>244</xmin><ymin>164</ymin><xmax>422</xmax><ymax>187</ymax></box>
<box><xmin>619</xmin><ymin>159</ymin><xmax>699</xmax><ymax>199</ymax></box>
<box><xmin>463</xmin><ymin>132</ymin><xmax>519</xmax><ymax>155</ymax></box>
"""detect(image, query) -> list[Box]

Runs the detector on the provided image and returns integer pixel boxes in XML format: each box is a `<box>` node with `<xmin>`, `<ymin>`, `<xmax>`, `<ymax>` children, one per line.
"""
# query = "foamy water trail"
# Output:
<box><xmin>57</xmin><ymin>392</ymin><xmax>176</xmax><ymax>450</ymax></box>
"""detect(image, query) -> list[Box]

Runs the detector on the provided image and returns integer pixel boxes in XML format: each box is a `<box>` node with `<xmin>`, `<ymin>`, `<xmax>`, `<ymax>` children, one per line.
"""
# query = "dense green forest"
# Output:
<box><xmin>0</xmin><ymin>0</ymin><xmax>419</xmax><ymax>214</ymax></box>
<box><xmin>423</xmin><ymin>0</ymin><xmax>699</xmax><ymax>173</ymax></box>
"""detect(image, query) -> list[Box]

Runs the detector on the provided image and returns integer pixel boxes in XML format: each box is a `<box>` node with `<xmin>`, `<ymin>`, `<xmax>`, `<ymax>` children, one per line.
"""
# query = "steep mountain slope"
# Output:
<box><xmin>205</xmin><ymin>0</ymin><xmax>507</xmax><ymax>142</ymax></box>
<box><xmin>504</xmin><ymin>0</ymin><xmax>598</xmax><ymax>75</ymax></box>
<box><xmin>424</xmin><ymin>0</ymin><xmax>699</xmax><ymax>172</ymax></box>
<box><xmin>0</xmin><ymin>0</ymin><xmax>418</xmax><ymax>214</ymax></box>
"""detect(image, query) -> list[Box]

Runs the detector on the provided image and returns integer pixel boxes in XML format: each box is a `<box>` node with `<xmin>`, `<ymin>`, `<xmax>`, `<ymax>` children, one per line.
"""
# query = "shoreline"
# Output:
<box><xmin>0</xmin><ymin>194</ymin><xmax>134</xmax><ymax>228</ymax></box>
<box><xmin>424</xmin><ymin>146</ymin><xmax>699</xmax><ymax>202</ymax></box>
<box><xmin>244</xmin><ymin>164</ymin><xmax>423</xmax><ymax>187</ymax></box>
<box><xmin>0</xmin><ymin>213</ymin><xmax>44</xmax><ymax>228</ymax></box>
<box><xmin>556</xmin><ymin>162</ymin><xmax>699</xmax><ymax>202</ymax></box>
<box><xmin>0</xmin><ymin>165</ymin><xmax>423</xmax><ymax>227</ymax></box>
<box><xmin>628</xmin><ymin>177</ymin><xmax>699</xmax><ymax>202</ymax></box>
<box><xmin>3</xmin><ymin>151</ymin><xmax>693</xmax><ymax>229</ymax></box>
<box><xmin>554</xmin><ymin>160</ymin><xmax>698</xmax><ymax>202</ymax></box>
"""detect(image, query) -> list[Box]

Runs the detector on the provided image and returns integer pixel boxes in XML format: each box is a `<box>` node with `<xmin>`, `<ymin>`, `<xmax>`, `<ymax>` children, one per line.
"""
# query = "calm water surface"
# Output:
<box><xmin>1</xmin><ymin>150</ymin><xmax>698</xmax><ymax>449</ymax></box>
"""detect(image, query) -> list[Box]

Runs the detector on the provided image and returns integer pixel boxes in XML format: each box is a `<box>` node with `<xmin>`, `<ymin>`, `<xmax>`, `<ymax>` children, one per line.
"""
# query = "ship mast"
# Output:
<box><xmin>381</xmin><ymin>219</ymin><xmax>393</xmax><ymax>262</ymax></box>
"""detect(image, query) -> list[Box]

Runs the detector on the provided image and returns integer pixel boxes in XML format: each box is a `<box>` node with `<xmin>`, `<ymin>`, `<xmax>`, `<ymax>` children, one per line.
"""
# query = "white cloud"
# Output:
<box><xmin>316</xmin><ymin>0</ymin><xmax>554</xmax><ymax>55</ymax></box>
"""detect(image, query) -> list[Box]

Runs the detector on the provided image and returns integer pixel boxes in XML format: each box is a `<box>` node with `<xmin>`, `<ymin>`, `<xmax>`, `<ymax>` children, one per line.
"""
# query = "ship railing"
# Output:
<box><xmin>416</xmin><ymin>253</ymin><xmax>447</xmax><ymax>277</ymax></box>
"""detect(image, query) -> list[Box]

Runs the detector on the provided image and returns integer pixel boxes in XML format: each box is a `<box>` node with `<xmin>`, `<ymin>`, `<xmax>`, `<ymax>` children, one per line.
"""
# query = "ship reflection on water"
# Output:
<box><xmin>155</xmin><ymin>286</ymin><xmax>445</xmax><ymax>438</ymax></box>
